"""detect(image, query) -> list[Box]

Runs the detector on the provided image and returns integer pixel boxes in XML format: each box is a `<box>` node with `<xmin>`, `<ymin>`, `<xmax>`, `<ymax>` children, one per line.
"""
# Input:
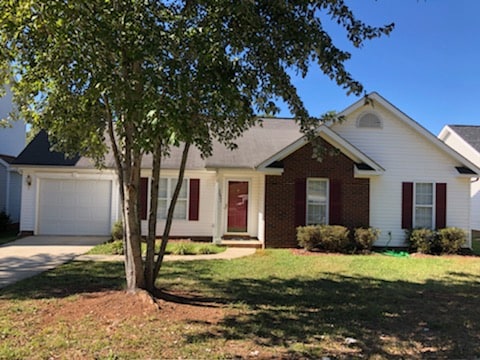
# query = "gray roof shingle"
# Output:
<box><xmin>13</xmin><ymin>119</ymin><xmax>303</xmax><ymax>169</ymax></box>
<box><xmin>13</xmin><ymin>130</ymin><xmax>80</xmax><ymax>166</ymax></box>
<box><xmin>449</xmin><ymin>125</ymin><xmax>480</xmax><ymax>153</ymax></box>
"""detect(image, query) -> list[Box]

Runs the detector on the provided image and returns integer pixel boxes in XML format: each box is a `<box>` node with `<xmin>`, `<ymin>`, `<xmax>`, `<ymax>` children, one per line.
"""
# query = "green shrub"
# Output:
<box><xmin>297</xmin><ymin>225</ymin><xmax>321</xmax><ymax>251</ymax></box>
<box><xmin>297</xmin><ymin>225</ymin><xmax>350</xmax><ymax>253</ymax></box>
<box><xmin>196</xmin><ymin>244</ymin><xmax>223</xmax><ymax>255</ymax></box>
<box><xmin>0</xmin><ymin>211</ymin><xmax>11</xmax><ymax>232</ymax></box>
<box><xmin>170</xmin><ymin>242</ymin><xmax>195</xmax><ymax>255</ymax></box>
<box><xmin>111</xmin><ymin>220</ymin><xmax>123</xmax><ymax>241</ymax></box>
<box><xmin>110</xmin><ymin>240</ymin><xmax>124</xmax><ymax>255</ymax></box>
<box><xmin>408</xmin><ymin>228</ymin><xmax>436</xmax><ymax>253</ymax></box>
<box><xmin>354</xmin><ymin>227</ymin><xmax>380</xmax><ymax>252</ymax></box>
<box><xmin>437</xmin><ymin>227</ymin><xmax>466</xmax><ymax>254</ymax></box>
<box><xmin>319</xmin><ymin>225</ymin><xmax>350</xmax><ymax>253</ymax></box>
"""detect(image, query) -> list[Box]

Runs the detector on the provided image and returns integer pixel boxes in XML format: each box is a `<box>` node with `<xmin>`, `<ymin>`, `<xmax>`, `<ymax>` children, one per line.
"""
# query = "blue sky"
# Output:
<box><xmin>277</xmin><ymin>0</ymin><xmax>480</xmax><ymax>135</ymax></box>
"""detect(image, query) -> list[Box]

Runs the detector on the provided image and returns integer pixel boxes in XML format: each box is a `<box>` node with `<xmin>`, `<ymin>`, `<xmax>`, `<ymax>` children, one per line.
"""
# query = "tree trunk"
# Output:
<box><xmin>145</xmin><ymin>140</ymin><xmax>162</xmax><ymax>292</ymax></box>
<box><xmin>123</xmin><ymin>153</ymin><xmax>145</xmax><ymax>291</ymax></box>
<box><xmin>154</xmin><ymin>142</ymin><xmax>190</xmax><ymax>277</ymax></box>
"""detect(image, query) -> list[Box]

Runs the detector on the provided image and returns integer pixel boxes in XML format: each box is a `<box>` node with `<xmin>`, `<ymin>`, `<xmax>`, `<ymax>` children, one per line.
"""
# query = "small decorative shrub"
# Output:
<box><xmin>354</xmin><ymin>227</ymin><xmax>380</xmax><ymax>252</ymax></box>
<box><xmin>318</xmin><ymin>225</ymin><xmax>350</xmax><ymax>253</ymax></box>
<box><xmin>170</xmin><ymin>242</ymin><xmax>195</xmax><ymax>255</ymax></box>
<box><xmin>111</xmin><ymin>220</ymin><xmax>123</xmax><ymax>241</ymax></box>
<box><xmin>408</xmin><ymin>228</ymin><xmax>436</xmax><ymax>254</ymax></box>
<box><xmin>437</xmin><ymin>227</ymin><xmax>466</xmax><ymax>254</ymax></box>
<box><xmin>110</xmin><ymin>240</ymin><xmax>124</xmax><ymax>255</ymax></box>
<box><xmin>197</xmin><ymin>245</ymin><xmax>217</xmax><ymax>254</ymax></box>
<box><xmin>0</xmin><ymin>211</ymin><xmax>11</xmax><ymax>232</ymax></box>
<box><xmin>297</xmin><ymin>225</ymin><xmax>322</xmax><ymax>251</ymax></box>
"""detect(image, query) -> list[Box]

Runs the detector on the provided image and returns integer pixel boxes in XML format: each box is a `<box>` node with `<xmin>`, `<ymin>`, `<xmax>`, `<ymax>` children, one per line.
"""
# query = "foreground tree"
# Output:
<box><xmin>0</xmin><ymin>1</ymin><xmax>393</xmax><ymax>293</ymax></box>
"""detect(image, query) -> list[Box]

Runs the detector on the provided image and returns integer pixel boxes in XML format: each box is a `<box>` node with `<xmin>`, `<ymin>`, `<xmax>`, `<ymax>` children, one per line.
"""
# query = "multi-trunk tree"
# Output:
<box><xmin>0</xmin><ymin>0</ymin><xmax>393</xmax><ymax>293</ymax></box>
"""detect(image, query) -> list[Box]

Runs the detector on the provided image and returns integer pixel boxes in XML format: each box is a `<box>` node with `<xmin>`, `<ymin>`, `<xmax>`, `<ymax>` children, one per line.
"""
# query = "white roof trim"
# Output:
<box><xmin>341</xmin><ymin>93</ymin><xmax>480</xmax><ymax>176</ymax></box>
<box><xmin>256</xmin><ymin>125</ymin><xmax>384</xmax><ymax>173</ymax></box>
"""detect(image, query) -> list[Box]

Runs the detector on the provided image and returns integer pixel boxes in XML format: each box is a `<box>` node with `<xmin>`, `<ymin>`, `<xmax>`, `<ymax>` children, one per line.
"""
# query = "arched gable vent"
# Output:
<box><xmin>357</xmin><ymin>112</ymin><xmax>382</xmax><ymax>129</ymax></box>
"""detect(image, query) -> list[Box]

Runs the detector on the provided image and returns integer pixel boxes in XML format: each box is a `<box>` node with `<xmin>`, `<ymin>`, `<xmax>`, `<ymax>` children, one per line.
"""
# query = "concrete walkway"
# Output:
<box><xmin>0</xmin><ymin>236</ymin><xmax>257</xmax><ymax>289</ymax></box>
<box><xmin>0</xmin><ymin>236</ymin><xmax>108</xmax><ymax>289</ymax></box>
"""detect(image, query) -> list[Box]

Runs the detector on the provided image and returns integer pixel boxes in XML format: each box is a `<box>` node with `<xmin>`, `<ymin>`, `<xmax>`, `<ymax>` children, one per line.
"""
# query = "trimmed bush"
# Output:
<box><xmin>354</xmin><ymin>227</ymin><xmax>380</xmax><ymax>252</ymax></box>
<box><xmin>437</xmin><ymin>227</ymin><xmax>466</xmax><ymax>254</ymax></box>
<box><xmin>297</xmin><ymin>225</ymin><xmax>350</xmax><ymax>253</ymax></box>
<box><xmin>408</xmin><ymin>228</ymin><xmax>436</xmax><ymax>254</ymax></box>
<box><xmin>111</xmin><ymin>220</ymin><xmax>123</xmax><ymax>241</ymax></box>
<box><xmin>408</xmin><ymin>227</ymin><xmax>467</xmax><ymax>255</ymax></box>
<box><xmin>319</xmin><ymin>225</ymin><xmax>350</xmax><ymax>253</ymax></box>
<box><xmin>297</xmin><ymin>225</ymin><xmax>322</xmax><ymax>251</ymax></box>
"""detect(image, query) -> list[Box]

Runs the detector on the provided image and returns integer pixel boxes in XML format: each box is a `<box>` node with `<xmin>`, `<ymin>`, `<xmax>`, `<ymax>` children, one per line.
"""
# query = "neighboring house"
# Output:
<box><xmin>438</xmin><ymin>125</ymin><xmax>480</xmax><ymax>232</ymax></box>
<box><xmin>0</xmin><ymin>88</ymin><xmax>26</xmax><ymax>224</ymax></box>
<box><xmin>12</xmin><ymin>93</ymin><xmax>480</xmax><ymax>247</ymax></box>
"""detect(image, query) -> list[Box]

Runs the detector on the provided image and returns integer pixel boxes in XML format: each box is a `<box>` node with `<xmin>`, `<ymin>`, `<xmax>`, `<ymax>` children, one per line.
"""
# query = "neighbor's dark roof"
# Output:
<box><xmin>13</xmin><ymin>119</ymin><xmax>303</xmax><ymax>169</ymax></box>
<box><xmin>449</xmin><ymin>125</ymin><xmax>480</xmax><ymax>153</ymax></box>
<box><xmin>0</xmin><ymin>154</ymin><xmax>16</xmax><ymax>164</ymax></box>
<box><xmin>12</xmin><ymin>130</ymin><xmax>80</xmax><ymax>166</ymax></box>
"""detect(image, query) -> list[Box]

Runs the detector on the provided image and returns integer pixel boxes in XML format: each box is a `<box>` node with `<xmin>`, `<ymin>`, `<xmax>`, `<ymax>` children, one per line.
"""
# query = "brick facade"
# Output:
<box><xmin>265</xmin><ymin>140</ymin><xmax>370</xmax><ymax>248</ymax></box>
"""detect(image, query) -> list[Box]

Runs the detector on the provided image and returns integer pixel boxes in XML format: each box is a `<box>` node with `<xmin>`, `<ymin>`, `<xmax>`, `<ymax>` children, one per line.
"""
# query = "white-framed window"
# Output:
<box><xmin>414</xmin><ymin>182</ymin><xmax>434</xmax><ymax>228</ymax></box>
<box><xmin>157</xmin><ymin>178</ymin><xmax>189</xmax><ymax>220</ymax></box>
<box><xmin>306</xmin><ymin>178</ymin><xmax>329</xmax><ymax>225</ymax></box>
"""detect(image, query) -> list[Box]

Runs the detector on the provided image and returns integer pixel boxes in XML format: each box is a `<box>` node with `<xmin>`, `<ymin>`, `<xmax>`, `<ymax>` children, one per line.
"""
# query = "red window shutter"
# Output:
<box><xmin>139</xmin><ymin>177</ymin><xmax>148</xmax><ymax>220</ymax></box>
<box><xmin>294</xmin><ymin>178</ymin><xmax>306</xmax><ymax>227</ymax></box>
<box><xmin>189</xmin><ymin>178</ymin><xmax>200</xmax><ymax>221</ymax></box>
<box><xmin>329</xmin><ymin>179</ymin><xmax>342</xmax><ymax>225</ymax></box>
<box><xmin>402</xmin><ymin>182</ymin><xmax>413</xmax><ymax>229</ymax></box>
<box><xmin>436</xmin><ymin>183</ymin><xmax>447</xmax><ymax>229</ymax></box>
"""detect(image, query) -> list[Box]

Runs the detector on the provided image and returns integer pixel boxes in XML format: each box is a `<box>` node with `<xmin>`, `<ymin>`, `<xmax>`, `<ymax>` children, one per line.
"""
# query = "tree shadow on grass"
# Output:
<box><xmin>0</xmin><ymin>260</ymin><xmax>125</xmax><ymax>300</ymax></box>
<box><xmin>180</xmin><ymin>271</ymin><xmax>480</xmax><ymax>359</ymax></box>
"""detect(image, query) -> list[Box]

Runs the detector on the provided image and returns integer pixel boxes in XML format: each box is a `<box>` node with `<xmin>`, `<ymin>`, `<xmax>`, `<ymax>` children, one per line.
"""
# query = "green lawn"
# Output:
<box><xmin>1</xmin><ymin>250</ymin><xmax>480</xmax><ymax>359</ymax></box>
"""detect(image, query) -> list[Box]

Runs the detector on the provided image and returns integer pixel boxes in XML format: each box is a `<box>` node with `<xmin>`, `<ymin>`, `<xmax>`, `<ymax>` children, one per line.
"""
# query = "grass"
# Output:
<box><xmin>87</xmin><ymin>239</ymin><xmax>226</xmax><ymax>256</ymax></box>
<box><xmin>0</xmin><ymin>230</ymin><xmax>18</xmax><ymax>246</ymax></box>
<box><xmin>1</xmin><ymin>250</ymin><xmax>480</xmax><ymax>358</ymax></box>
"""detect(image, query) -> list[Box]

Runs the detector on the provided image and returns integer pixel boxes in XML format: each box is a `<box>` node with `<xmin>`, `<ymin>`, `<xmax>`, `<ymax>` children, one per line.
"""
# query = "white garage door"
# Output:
<box><xmin>38</xmin><ymin>179</ymin><xmax>112</xmax><ymax>235</ymax></box>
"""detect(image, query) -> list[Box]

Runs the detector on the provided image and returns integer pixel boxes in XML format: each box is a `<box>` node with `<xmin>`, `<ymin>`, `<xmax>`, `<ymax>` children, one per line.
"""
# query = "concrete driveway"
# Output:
<box><xmin>0</xmin><ymin>236</ymin><xmax>108</xmax><ymax>289</ymax></box>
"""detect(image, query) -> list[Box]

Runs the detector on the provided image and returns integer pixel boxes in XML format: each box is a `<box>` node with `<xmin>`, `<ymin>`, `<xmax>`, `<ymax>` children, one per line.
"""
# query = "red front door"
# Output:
<box><xmin>227</xmin><ymin>181</ymin><xmax>248</xmax><ymax>233</ymax></box>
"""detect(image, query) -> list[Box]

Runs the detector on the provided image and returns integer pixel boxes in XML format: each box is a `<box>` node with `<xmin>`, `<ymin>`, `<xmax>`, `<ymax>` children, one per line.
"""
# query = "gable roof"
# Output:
<box><xmin>339</xmin><ymin>93</ymin><xmax>480</xmax><ymax>176</ymax></box>
<box><xmin>447</xmin><ymin>125</ymin><xmax>480</xmax><ymax>153</ymax></box>
<box><xmin>12</xmin><ymin>93</ymin><xmax>480</xmax><ymax>176</ymax></box>
<box><xmin>256</xmin><ymin>124</ymin><xmax>385</xmax><ymax>175</ymax></box>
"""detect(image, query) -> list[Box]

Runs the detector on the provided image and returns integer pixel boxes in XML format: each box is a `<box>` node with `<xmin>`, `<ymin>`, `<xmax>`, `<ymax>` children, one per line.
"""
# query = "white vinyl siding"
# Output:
<box><xmin>157</xmin><ymin>178</ymin><xmax>188</xmax><ymax>220</ymax></box>
<box><xmin>414</xmin><ymin>183</ymin><xmax>434</xmax><ymax>228</ymax></box>
<box><xmin>306</xmin><ymin>179</ymin><xmax>328</xmax><ymax>225</ymax></box>
<box><xmin>332</xmin><ymin>102</ymin><xmax>472</xmax><ymax>246</ymax></box>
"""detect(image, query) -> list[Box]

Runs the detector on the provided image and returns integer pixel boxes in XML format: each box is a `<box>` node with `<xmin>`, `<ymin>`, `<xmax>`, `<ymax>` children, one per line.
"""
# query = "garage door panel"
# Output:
<box><xmin>38</xmin><ymin>179</ymin><xmax>112</xmax><ymax>236</ymax></box>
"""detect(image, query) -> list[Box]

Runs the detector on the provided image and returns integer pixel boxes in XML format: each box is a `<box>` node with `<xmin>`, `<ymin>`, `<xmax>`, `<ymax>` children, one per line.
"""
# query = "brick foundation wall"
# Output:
<box><xmin>265</xmin><ymin>141</ymin><xmax>370</xmax><ymax>248</ymax></box>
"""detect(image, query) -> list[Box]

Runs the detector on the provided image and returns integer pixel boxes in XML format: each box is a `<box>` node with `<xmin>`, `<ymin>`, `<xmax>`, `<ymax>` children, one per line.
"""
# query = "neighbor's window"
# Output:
<box><xmin>157</xmin><ymin>178</ymin><xmax>188</xmax><ymax>220</ymax></box>
<box><xmin>414</xmin><ymin>182</ymin><xmax>434</xmax><ymax>228</ymax></box>
<box><xmin>306</xmin><ymin>179</ymin><xmax>329</xmax><ymax>225</ymax></box>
